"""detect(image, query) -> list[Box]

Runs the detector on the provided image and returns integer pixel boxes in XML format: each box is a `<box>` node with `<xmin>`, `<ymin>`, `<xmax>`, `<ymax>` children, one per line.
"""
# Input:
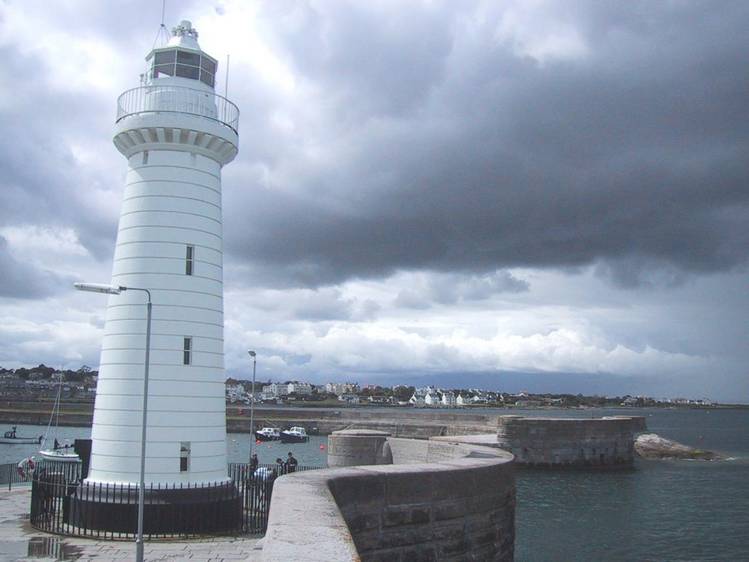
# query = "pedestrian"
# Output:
<box><xmin>275</xmin><ymin>457</ymin><xmax>285</xmax><ymax>476</ymax></box>
<box><xmin>250</xmin><ymin>453</ymin><xmax>258</xmax><ymax>473</ymax></box>
<box><xmin>286</xmin><ymin>452</ymin><xmax>298</xmax><ymax>473</ymax></box>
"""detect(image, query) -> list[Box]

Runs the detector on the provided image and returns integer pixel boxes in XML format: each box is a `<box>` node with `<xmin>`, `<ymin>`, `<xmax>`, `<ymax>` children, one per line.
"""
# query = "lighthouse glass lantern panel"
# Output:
<box><xmin>150</xmin><ymin>48</ymin><xmax>216</xmax><ymax>87</ymax></box>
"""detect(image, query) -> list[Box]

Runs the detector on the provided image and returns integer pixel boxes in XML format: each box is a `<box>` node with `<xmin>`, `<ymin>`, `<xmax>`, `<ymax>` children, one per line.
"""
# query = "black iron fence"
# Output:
<box><xmin>0</xmin><ymin>461</ymin><xmax>34</xmax><ymax>490</ymax></box>
<box><xmin>28</xmin><ymin>460</ymin><xmax>322</xmax><ymax>539</ymax></box>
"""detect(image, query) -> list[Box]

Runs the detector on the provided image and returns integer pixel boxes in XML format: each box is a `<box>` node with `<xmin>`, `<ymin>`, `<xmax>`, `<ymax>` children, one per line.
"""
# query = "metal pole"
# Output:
<box><xmin>225</xmin><ymin>54</ymin><xmax>230</xmax><ymax>99</ymax></box>
<box><xmin>135</xmin><ymin>291</ymin><xmax>152</xmax><ymax>562</ymax></box>
<box><xmin>248</xmin><ymin>351</ymin><xmax>256</xmax><ymax>459</ymax></box>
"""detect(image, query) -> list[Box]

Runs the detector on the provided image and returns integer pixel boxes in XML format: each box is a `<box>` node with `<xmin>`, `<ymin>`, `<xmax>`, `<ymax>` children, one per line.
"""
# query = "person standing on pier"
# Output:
<box><xmin>286</xmin><ymin>452</ymin><xmax>298</xmax><ymax>473</ymax></box>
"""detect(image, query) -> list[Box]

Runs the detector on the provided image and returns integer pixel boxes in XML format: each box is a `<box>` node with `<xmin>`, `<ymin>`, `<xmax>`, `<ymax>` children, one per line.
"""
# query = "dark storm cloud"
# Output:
<box><xmin>224</xmin><ymin>1</ymin><xmax>749</xmax><ymax>289</ymax></box>
<box><xmin>3</xmin><ymin>1</ymin><xmax>746</xmax><ymax>292</ymax></box>
<box><xmin>0</xmin><ymin>0</ymin><xmax>206</xmax><ymax>263</ymax></box>
<box><xmin>0</xmin><ymin>45</ymin><xmax>118</xmax><ymax>260</ymax></box>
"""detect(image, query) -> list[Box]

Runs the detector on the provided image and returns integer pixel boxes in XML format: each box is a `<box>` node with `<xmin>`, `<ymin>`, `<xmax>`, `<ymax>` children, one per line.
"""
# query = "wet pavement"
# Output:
<box><xmin>0</xmin><ymin>488</ymin><xmax>262</xmax><ymax>561</ymax></box>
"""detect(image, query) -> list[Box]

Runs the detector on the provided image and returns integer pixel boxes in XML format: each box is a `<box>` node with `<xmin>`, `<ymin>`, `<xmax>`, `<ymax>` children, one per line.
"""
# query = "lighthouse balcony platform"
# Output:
<box><xmin>117</xmin><ymin>84</ymin><xmax>239</xmax><ymax>134</ymax></box>
<box><xmin>114</xmin><ymin>85</ymin><xmax>239</xmax><ymax>165</ymax></box>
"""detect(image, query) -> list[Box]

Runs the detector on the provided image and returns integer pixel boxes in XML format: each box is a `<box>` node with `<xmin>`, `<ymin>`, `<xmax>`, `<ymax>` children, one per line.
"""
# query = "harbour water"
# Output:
<box><xmin>2</xmin><ymin>407</ymin><xmax>747</xmax><ymax>561</ymax></box>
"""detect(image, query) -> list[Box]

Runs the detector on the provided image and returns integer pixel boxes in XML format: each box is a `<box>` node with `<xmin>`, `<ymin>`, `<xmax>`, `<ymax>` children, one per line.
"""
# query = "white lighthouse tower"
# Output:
<box><xmin>78</xmin><ymin>21</ymin><xmax>239</xmax><ymax>529</ymax></box>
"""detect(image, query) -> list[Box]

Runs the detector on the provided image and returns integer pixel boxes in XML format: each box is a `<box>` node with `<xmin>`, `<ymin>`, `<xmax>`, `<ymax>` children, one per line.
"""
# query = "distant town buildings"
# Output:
<box><xmin>325</xmin><ymin>382</ymin><xmax>360</xmax><ymax>395</ymax></box>
<box><xmin>0</xmin><ymin>365</ymin><xmax>722</xmax><ymax>410</ymax></box>
<box><xmin>338</xmin><ymin>393</ymin><xmax>360</xmax><ymax>405</ymax></box>
<box><xmin>286</xmin><ymin>381</ymin><xmax>312</xmax><ymax>395</ymax></box>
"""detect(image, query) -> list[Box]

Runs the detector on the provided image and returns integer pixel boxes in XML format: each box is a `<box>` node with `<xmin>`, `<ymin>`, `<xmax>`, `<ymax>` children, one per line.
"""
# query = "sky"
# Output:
<box><xmin>0</xmin><ymin>0</ymin><xmax>746</xmax><ymax>402</ymax></box>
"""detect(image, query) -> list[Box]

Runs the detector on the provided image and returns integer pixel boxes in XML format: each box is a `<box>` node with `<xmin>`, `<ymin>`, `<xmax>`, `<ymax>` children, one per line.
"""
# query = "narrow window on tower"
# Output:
<box><xmin>185</xmin><ymin>245</ymin><xmax>194</xmax><ymax>276</ymax></box>
<box><xmin>180</xmin><ymin>442</ymin><xmax>191</xmax><ymax>472</ymax></box>
<box><xmin>183</xmin><ymin>337</ymin><xmax>192</xmax><ymax>365</ymax></box>
<box><xmin>142</xmin><ymin>151</ymin><xmax>149</xmax><ymax>165</ymax></box>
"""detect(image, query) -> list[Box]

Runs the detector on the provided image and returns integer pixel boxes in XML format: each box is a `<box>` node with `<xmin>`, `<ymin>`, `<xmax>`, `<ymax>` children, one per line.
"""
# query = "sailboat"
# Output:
<box><xmin>37</xmin><ymin>373</ymin><xmax>80</xmax><ymax>463</ymax></box>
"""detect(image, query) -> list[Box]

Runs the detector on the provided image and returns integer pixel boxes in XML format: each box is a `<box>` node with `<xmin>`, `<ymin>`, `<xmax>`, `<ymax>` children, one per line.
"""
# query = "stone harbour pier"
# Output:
<box><xmin>263</xmin><ymin>430</ymin><xmax>515</xmax><ymax>561</ymax></box>
<box><xmin>259</xmin><ymin>415</ymin><xmax>645</xmax><ymax>560</ymax></box>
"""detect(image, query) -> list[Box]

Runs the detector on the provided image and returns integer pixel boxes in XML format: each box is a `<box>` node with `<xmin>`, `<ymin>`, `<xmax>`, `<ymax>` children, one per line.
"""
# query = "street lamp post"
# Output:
<box><xmin>248</xmin><ymin>351</ymin><xmax>256</xmax><ymax>459</ymax></box>
<box><xmin>74</xmin><ymin>282</ymin><xmax>152</xmax><ymax>562</ymax></box>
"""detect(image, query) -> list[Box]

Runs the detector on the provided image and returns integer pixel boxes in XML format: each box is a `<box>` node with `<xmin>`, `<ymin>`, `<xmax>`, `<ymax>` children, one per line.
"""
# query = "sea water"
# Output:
<box><xmin>2</xmin><ymin>407</ymin><xmax>747</xmax><ymax>561</ymax></box>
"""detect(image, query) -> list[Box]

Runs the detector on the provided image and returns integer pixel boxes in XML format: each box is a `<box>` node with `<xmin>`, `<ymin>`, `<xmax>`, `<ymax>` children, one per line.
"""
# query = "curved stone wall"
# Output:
<box><xmin>495</xmin><ymin>415</ymin><xmax>646</xmax><ymax>468</ymax></box>
<box><xmin>262</xmin><ymin>434</ymin><xmax>515</xmax><ymax>561</ymax></box>
<box><xmin>328</xmin><ymin>429</ymin><xmax>393</xmax><ymax>467</ymax></box>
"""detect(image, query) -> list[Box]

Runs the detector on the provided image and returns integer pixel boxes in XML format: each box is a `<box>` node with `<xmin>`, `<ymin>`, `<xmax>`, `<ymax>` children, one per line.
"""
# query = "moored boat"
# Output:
<box><xmin>38</xmin><ymin>446</ymin><xmax>80</xmax><ymax>463</ymax></box>
<box><xmin>0</xmin><ymin>427</ymin><xmax>43</xmax><ymax>445</ymax></box>
<box><xmin>280</xmin><ymin>426</ymin><xmax>309</xmax><ymax>443</ymax></box>
<box><xmin>36</xmin><ymin>376</ymin><xmax>80</xmax><ymax>463</ymax></box>
<box><xmin>255</xmin><ymin>427</ymin><xmax>281</xmax><ymax>441</ymax></box>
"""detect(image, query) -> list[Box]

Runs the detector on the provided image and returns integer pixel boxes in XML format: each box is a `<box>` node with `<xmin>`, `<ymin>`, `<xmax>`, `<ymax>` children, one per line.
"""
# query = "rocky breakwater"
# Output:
<box><xmin>635</xmin><ymin>433</ymin><xmax>724</xmax><ymax>461</ymax></box>
<box><xmin>262</xmin><ymin>430</ymin><xmax>515</xmax><ymax>562</ymax></box>
<box><xmin>495</xmin><ymin>415</ymin><xmax>646</xmax><ymax>468</ymax></box>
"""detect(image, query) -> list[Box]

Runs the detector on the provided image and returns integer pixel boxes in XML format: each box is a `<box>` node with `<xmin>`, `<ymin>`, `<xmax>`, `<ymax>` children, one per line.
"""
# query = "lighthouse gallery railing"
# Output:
<box><xmin>116</xmin><ymin>85</ymin><xmax>240</xmax><ymax>134</ymax></box>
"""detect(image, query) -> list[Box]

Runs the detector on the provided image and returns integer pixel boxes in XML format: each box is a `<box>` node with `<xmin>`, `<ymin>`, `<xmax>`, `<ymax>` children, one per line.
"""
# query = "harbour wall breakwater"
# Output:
<box><xmin>0</xmin><ymin>405</ymin><xmax>499</xmax><ymax>439</ymax></box>
<box><xmin>263</xmin><ymin>430</ymin><xmax>515</xmax><ymax>562</ymax></box>
<box><xmin>431</xmin><ymin>415</ymin><xmax>646</xmax><ymax>468</ymax></box>
<box><xmin>245</xmin><ymin>407</ymin><xmax>501</xmax><ymax>438</ymax></box>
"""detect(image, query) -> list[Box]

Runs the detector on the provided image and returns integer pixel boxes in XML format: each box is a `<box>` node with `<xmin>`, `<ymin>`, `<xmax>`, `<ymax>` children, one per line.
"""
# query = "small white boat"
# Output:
<box><xmin>254</xmin><ymin>427</ymin><xmax>281</xmax><ymax>441</ymax></box>
<box><xmin>0</xmin><ymin>427</ymin><xmax>42</xmax><ymax>445</ymax></box>
<box><xmin>38</xmin><ymin>444</ymin><xmax>80</xmax><ymax>463</ymax></box>
<box><xmin>280</xmin><ymin>426</ymin><xmax>309</xmax><ymax>443</ymax></box>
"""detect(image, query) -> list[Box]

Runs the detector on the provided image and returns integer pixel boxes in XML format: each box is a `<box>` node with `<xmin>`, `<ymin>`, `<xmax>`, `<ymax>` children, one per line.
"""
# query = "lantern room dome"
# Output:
<box><xmin>167</xmin><ymin>20</ymin><xmax>201</xmax><ymax>51</ymax></box>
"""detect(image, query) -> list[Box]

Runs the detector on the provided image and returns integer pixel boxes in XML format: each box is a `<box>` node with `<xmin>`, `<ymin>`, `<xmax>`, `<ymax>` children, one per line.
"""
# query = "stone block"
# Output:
<box><xmin>439</xmin><ymin>538</ymin><xmax>469</xmax><ymax>556</ymax></box>
<box><xmin>384</xmin><ymin>471</ymin><xmax>433</xmax><ymax>504</ymax></box>
<box><xmin>397</xmin><ymin>546</ymin><xmax>438</xmax><ymax>562</ymax></box>
<box><xmin>383</xmin><ymin>506</ymin><xmax>409</xmax><ymax>527</ymax></box>
<box><xmin>353</xmin><ymin>529</ymin><xmax>383</xmax><ymax>552</ymax></box>
<box><xmin>433</xmin><ymin>501</ymin><xmax>467</xmax><ymax>521</ymax></box>
<box><xmin>469</xmin><ymin>529</ymin><xmax>496</xmax><ymax>546</ymax></box>
<box><xmin>344</xmin><ymin>511</ymin><xmax>380</xmax><ymax>534</ymax></box>
<box><xmin>379</xmin><ymin>526</ymin><xmax>432</xmax><ymax>548</ymax></box>
<box><xmin>430</xmin><ymin>520</ymin><xmax>466</xmax><ymax>542</ymax></box>
<box><xmin>410</xmin><ymin>507</ymin><xmax>431</xmax><ymax>525</ymax></box>
<box><xmin>329</xmin><ymin>473</ymin><xmax>386</xmax><ymax>509</ymax></box>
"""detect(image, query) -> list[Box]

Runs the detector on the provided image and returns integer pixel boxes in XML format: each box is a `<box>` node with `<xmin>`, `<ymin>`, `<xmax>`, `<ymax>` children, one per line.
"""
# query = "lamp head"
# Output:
<box><xmin>74</xmin><ymin>282</ymin><xmax>124</xmax><ymax>295</ymax></box>
<box><xmin>248</xmin><ymin>350</ymin><xmax>256</xmax><ymax>358</ymax></box>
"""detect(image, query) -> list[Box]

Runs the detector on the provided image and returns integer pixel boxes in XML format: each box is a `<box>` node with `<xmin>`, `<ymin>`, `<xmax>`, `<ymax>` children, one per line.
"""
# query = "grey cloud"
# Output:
<box><xmin>394</xmin><ymin>270</ymin><xmax>528</xmax><ymax>309</ymax></box>
<box><xmin>430</xmin><ymin>271</ymin><xmax>529</xmax><ymax>304</ymax></box>
<box><xmin>0</xmin><ymin>47</ymin><xmax>120</xmax><ymax>260</ymax></box>
<box><xmin>290</xmin><ymin>290</ymin><xmax>354</xmax><ymax>321</ymax></box>
<box><xmin>394</xmin><ymin>289</ymin><xmax>432</xmax><ymax>310</ymax></box>
<box><xmin>351</xmin><ymin>299</ymin><xmax>381</xmax><ymax>322</ymax></box>
<box><xmin>0</xmin><ymin>1</ymin><xmax>211</xmax><ymax>262</ymax></box>
<box><xmin>0</xmin><ymin>236</ymin><xmax>68</xmax><ymax>299</ymax></box>
<box><xmin>223</xmin><ymin>1</ymin><xmax>749</xmax><ymax>289</ymax></box>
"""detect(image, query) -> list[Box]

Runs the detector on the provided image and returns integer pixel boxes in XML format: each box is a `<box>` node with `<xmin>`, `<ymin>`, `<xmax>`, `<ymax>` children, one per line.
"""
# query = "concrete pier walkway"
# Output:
<box><xmin>0</xmin><ymin>489</ymin><xmax>262</xmax><ymax>561</ymax></box>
